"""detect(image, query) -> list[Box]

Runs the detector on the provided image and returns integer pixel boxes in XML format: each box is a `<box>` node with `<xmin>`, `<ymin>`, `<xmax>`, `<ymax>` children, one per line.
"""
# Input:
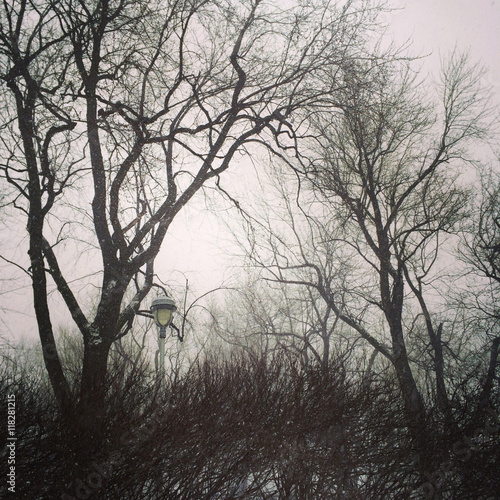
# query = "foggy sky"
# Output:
<box><xmin>1</xmin><ymin>0</ymin><xmax>499</xmax><ymax>342</ymax></box>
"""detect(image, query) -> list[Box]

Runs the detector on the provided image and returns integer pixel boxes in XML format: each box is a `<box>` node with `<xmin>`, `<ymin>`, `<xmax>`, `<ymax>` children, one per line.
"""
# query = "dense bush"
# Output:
<box><xmin>2</xmin><ymin>344</ymin><xmax>498</xmax><ymax>499</ymax></box>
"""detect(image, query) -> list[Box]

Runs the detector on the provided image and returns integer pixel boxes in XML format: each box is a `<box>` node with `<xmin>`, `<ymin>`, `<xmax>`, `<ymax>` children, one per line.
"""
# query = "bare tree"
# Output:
<box><xmin>240</xmin><ymin>51</ymin><xmax>494</xmax><ymax>472</ymax></box>
<box><xmin>209</xmin><ymin>273</ymin><xmax>350</xmax><ymax>370</ymax></box>
<box><xmin>457</xmin><ymin>166</ymin><xmax>500</xmax><ymax>414</ymax></box>
<box><xmin>459</xmin><ymin>167</ymin><xmax>500</xmax><ymax>317</ymax></box>
<box><xmin>0</xmin><ymin>0</ymin><xmax>387</xmax><ymax>435</ymax></box>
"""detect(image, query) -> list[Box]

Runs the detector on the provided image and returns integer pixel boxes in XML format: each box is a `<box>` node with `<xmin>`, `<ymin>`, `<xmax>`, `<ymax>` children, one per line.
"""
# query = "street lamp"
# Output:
<box><xmin>150</xmin><ymin>296</ymin><xmax>177</xmax><ymax>375</ymax></box>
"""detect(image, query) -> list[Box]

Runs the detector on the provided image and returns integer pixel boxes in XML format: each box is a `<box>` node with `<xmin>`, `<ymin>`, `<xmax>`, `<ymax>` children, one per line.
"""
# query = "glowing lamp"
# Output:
<box><xmin>150</xmin><ymin>296</ymin><xmax>177</xmax><ymax>337</ymax></box>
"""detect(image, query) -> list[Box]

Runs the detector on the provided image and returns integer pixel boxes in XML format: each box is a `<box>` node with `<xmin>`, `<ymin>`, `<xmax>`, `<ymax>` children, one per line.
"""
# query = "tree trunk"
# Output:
<box><xmin>383</xmin><ymin>270</ymin><xmax>432</xmax><ymax>471</ymax></box>
<box><xmin>31</xmin><ymin>247</ymin><xmax>72</xmax><ymax>408</ymax></box>
<box><xmin>14</xmin><ymin>81</ymin><xmax>72</xmax><ymax>410</ymax></box>
<box><xmin>78</xmin><ymin>338</ymin><xmax>112</xmax><ymax>442</ymax></box>
<box><xmin>477</xmin><ymin>336</ymin><xmax>500</xmax><ymax>417</ymax></box>
<box><xmin>391</xmin><ymin>324</ymin><xmax>426</xmax><ymax>424</ymax></box>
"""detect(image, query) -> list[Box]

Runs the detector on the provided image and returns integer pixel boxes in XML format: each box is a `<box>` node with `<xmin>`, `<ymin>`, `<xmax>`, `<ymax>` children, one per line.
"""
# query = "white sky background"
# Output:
<box><xmin>1</xmin><ymin>0</ymin><xmax>499</xmax><ymax>343</ymax></box>
<box><xmin>388</xmin><ymin>0</ymin><xmax>500</xmax><ymax>89</ymax></box>
<box><xmin>156</xmin><ymin>0</ymin><xmax>500</xmax><ymax>296</ymax></box>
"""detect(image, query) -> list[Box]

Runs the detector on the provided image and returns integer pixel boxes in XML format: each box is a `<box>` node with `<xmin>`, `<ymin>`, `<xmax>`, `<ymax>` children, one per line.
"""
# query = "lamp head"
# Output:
<box><xmin>150</xmin><ymin>296</ymin><xmax>177</xmax><ymax>329</ymax></box>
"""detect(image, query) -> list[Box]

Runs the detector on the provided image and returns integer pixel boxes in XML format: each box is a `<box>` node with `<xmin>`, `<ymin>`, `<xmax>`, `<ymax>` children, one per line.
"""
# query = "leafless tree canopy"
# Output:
<box><xmin>226</xmin><ymin>49</ymin><xmax>499</xmax><ymax>489</ymax></box>
<box><xmin>0</xmin><ymin>0</ymin><xmax>388</xmax><ymax>414</ymax></box>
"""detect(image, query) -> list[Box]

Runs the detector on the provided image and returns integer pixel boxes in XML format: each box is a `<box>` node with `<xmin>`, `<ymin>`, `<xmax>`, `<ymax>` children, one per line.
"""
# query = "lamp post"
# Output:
<box><xmin>150</xmin><ymin>296</ymin><xmax>177</xmax><ymax>376</ymax></box>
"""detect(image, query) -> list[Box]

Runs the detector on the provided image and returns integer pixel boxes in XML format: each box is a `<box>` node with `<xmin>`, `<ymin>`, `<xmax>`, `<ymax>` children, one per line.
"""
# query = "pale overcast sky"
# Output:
<box><xmin>158</xmin><ymin>0</ymin><xmax>500</xmax><ymax>292</ymax></box>
<box><xmin>2</xmin><ymin>0</ymin><xmax>499</xmax><ymax>342</ymax></box>
<box><xmin>390</xmin><ymin>0</ymin><xmax>500</xmax><ymax>89</ymax></box>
